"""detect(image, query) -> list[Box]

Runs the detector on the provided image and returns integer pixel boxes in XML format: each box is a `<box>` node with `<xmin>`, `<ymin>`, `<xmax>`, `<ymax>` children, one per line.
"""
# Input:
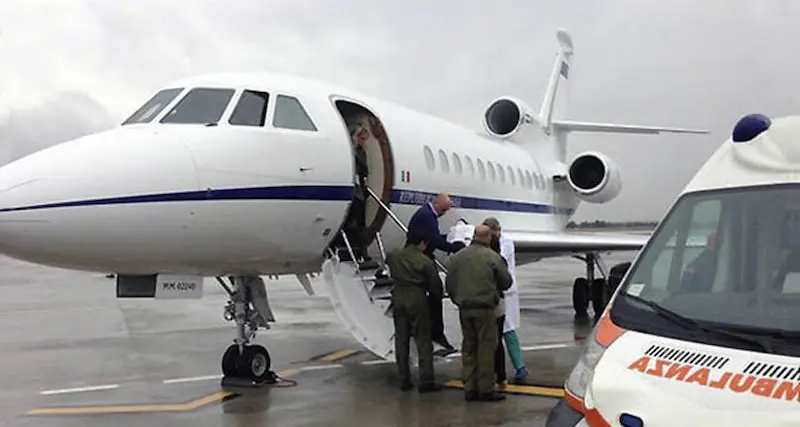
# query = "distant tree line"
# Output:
<box><xmin>567</xmin><ymin>220</ymin><xmax>658</xmax><ymax>229</ymax></box>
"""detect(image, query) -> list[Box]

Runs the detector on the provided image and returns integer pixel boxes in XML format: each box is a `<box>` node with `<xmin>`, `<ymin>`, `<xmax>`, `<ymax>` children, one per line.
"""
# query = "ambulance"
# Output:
<box><xmin>546</xmin><ymin>113</ymin><xmax>800</xmax><ymax>427</ymax></box>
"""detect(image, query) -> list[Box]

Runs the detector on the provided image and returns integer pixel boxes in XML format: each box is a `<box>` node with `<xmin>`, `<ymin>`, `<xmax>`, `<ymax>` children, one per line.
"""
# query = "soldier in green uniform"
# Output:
<box><xmin>385</xmin><ymin>228</ymin><xmax>444</xmax><ymax>393</ymax></box>
<box><xmin>446</xmin><ymin>225</ymin><xmax>512</xmax><ymax>402</ymax></box>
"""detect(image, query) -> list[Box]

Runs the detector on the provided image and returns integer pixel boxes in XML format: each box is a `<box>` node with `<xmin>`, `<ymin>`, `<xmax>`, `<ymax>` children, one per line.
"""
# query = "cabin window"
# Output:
<box><xmin>464</xmin><ymin>155</ymin><xmax>475</xmax><ymax>178</ymax></box>
<box><xmin>487</xmin><ymin>162</ymin><xmax>496</xmax><ymax>182</ymax></box>
<box><xmin>122</xmin><ymin>88</ymin><xmax>184</xmax><ymax>125</ymax></box>
<box><xmin>506</xmin><ymin>166</ymin><xmax>515</xmax><ymax>185</ymax></box>
<box><xmin>273</xmin><ymin>95</ymin><xmax>317</xmax><ymax>131</ymax></box>
<box><xmin>229</xmin><ymin>90</ymin><xmax>270</xmax><ymax>126</ymax></box>
<box><xmin>424</xmin><ymin>146</ymin><xmax>435</xmax><ymax>170</ymax></box>
<box><xmin>160</xmin><ymin>88</ymin><xmax>235</xmax><ymax>124</ymax></box>
<box><xmin>497</xmin><ymin>165</ymin><xmax>506</xmax><ymax>183</ymax></box>
<box><xmin>477</xmin><ymin>159</ymin><xmax>486</xmax><ymax>180</ymax></box>
<box><xmin>452</xmin><ymin>153</ymin><xmax>463</xmax><ymax>175</ymax></box>
<box><xmin>438</xmin><ymin>149</ymin><xmax>450</xmax><ymax>173</ymax></box>
<box><xmin>525</xmin><ymin>170</ymin><xmax>533</xmax><ymax>189</ymax></box>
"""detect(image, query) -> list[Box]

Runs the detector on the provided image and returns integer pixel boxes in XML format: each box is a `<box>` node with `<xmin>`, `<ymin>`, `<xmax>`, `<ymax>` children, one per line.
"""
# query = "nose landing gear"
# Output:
<box><xmin>217</xmin><ymin>275</ymin><xmax>278</xmax><ymax>386</ymax></box>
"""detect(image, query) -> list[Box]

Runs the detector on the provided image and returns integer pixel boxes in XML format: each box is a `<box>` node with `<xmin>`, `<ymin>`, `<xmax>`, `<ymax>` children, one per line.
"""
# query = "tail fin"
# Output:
<box><xmin>538</xmin><ymin>29</ymin><xmax>574</xmax><ymax>133</ymax></box>
<box><xmin>537</xmin><ymin>29</ymin><xmax>708</xmax><ymax>162</ymax></box>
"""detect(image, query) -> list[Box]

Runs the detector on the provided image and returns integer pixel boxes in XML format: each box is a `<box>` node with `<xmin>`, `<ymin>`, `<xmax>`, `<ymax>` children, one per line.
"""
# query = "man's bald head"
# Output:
<box><xmin>482</xmin><ymin>217</ymin><xmax>501</xmax><ymax>236</ymax></box>
<box><xmin>473</xmin><ymin>225</ymin><xmax>492</xmax><ymax>245</ymax></box>
<box><xmin>431</xmin><ymin>193</ymin><xmax>452</xmax><ymax>216</ymax></box>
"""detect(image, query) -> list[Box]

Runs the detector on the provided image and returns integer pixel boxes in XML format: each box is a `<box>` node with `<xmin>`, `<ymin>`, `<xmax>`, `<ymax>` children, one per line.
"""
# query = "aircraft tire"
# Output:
<box><xmin>221</xmin><ymin>344</ymin><xmax>240</xmax><ymax>377</ymax></box>
<box><xmin>590</xmin><ymin>278</ymin><xmax>608</xmax><ymax>320</ymax></box>
<box><xmin>608</xmin><ymin>262</ymin><xmax>631</xmax><ymax>294</ymax></box>
<box><xmin>236</xmin><ymin>344</ymin><xmax>272</xmax><ymax>382</ymax></box>
<box><xmin>572</xmin><ymin>278</ymin><xmax>590</xmax><ymax>318</ymax></box>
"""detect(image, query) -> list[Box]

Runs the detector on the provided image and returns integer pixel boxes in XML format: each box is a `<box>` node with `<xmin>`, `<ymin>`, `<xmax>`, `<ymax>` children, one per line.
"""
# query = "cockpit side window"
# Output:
<box><xmin>229</xmin><ymin>90</ymin><xmax>270</xmax><ymax>127</ymax></box>
<box><xmin>160</xmin><ymin>88</ymin><xmax>235</xmax><ymax>125</ymax></box>
<box><xmin>273</xmin><ymin>95</ymin><xmax>317</xmax><ymax>131</ymax></box>
<box><xmin>121</xmin><ymin>88</ymin><xmax>184</xmax><ymax>125</ymax></box>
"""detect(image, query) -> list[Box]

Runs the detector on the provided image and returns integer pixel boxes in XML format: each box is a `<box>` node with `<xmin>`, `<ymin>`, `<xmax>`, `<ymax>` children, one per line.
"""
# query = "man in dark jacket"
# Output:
<box><xmin>407</xmin><ymin>193</ymin><xmax>465</xmax><ymax>353</ymax></box>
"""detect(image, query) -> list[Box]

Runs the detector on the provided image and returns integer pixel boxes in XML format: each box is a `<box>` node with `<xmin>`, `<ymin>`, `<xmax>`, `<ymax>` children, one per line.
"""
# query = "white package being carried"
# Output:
<box><xmin>447</xmin><ymin>220</ymin><xmax>475</xmax><ymax>246</ymax></box>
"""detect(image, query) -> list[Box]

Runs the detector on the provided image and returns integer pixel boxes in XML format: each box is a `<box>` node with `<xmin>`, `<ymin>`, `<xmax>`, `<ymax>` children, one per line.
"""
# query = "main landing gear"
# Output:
<box><xmin>216</xmin><ymin>275</ymin><xmax>278</xmax><ymax>385</ymax></box>
<box><xmin>571</xmin><ymin>253</ymin><xmax>610</xmax><ymax>322</ymax></box>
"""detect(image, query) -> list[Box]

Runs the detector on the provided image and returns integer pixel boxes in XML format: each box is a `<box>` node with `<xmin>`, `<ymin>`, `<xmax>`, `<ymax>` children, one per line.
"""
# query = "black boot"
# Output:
<box><xmin>419</xmin><ymin>382</ymin><xmax>443</xmax><ymax>393</ymax></box>
<box><xmin>477</xmin><ymin>391</ymin><xmax>506</xmax><ymax>402</ymax></box>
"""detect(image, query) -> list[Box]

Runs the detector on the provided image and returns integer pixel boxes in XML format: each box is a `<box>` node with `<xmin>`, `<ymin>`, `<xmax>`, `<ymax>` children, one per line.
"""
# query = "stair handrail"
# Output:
<box><xmin>364</xmin><ymin>185</ymin><xmax>448</xmax><ymax>274</ymax></box>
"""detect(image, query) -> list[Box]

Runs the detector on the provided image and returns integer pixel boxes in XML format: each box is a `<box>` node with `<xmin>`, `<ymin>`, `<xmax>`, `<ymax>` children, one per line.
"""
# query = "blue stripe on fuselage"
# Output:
<box><xmin>0</xmin><ymin>185</ymin><xmax>575</xmax><ymax>215</ymax></box>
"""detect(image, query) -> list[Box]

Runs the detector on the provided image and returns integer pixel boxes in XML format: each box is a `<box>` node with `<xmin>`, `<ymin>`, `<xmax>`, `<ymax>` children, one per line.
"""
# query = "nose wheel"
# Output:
<box><xmin>222</xmin><ymin>344</ymin><xmax>272</xmax><ymax>382</ymax></box>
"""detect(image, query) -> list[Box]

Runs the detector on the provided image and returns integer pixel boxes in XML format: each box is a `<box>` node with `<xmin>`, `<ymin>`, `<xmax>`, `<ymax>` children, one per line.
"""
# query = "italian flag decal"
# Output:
<box><xmin>400</xmin><ymin>170</ymin><xmax>411</xmax><ymax>183</ymax></box>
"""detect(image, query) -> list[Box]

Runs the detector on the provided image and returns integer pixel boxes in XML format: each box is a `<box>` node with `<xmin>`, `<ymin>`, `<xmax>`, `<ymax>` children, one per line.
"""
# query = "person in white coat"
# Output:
<box><xmin>483</xmin><ymin>217</ymin><xmax>528</xmax><ymax>382</ymax></box>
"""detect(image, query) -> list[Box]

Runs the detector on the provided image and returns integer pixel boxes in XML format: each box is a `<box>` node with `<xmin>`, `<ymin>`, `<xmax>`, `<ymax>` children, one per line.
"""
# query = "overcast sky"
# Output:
<box><xmin>1</xmin><ymin>0</ymin><xmax>797</xmax><ymax>221</ymax></box>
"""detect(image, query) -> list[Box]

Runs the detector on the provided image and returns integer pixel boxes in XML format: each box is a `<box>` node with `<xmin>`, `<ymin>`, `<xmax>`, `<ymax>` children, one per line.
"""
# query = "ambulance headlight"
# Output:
<box><xmin>564</xmin><ymin>332</ymin><xmax>607</xmax><ymax>400</ymax></box>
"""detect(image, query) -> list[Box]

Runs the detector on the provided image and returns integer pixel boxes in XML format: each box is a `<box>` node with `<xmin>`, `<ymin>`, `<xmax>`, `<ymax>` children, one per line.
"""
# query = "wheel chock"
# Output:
<box><xmin>220</xmin><ymin>371</ymin><xmax>279</xmax><ymax>388</ymax></box>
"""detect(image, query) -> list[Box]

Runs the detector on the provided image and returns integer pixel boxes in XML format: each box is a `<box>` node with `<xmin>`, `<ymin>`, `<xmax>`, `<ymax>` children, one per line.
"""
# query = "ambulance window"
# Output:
<box><xmin>229</xmin><ymin>90</ymin><xmax>270</xmax><ymax>126</ymax></box>
<box><xmin>273</xmin><ymin>95</ymin><xmax>317</xmax><ymax>131</ymax></box>
<box><xmin>642</xmin><ymin>199</ymin><xmax>722</xmax><ymax>294</ymax></box>
<box><xmin>613</xmin><ymin>184</ymin><xmax>800</xmax><ymax>351</ymax></box>
<box><xmin>160</xmin><ymin>88</ymin><xmax>235</xmax><ymax>124</ymax></box>
<box><xmin>122</xmin><ymin>88</ymin><xmax>184</xmax><ymax>125</ymax></box>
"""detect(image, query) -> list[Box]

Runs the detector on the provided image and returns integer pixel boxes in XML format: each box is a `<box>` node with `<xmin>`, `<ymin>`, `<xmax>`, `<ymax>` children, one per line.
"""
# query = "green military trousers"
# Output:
<box><xmin>458</xmin><ymin>307</ymin><xmax>498</xmax><ymax>393</ymax></box>
<box><xmin>392</xmin><ymin>289</ymin><xmax>434</xmax><ymax>384</ymax></box>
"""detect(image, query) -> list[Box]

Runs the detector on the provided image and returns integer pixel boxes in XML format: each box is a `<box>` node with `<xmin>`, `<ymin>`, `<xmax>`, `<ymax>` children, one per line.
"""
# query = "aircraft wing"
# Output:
<box><xmin>502</xmin><ymin>229</ymin><xmax>650</xmax><ymax>257</ymax></box>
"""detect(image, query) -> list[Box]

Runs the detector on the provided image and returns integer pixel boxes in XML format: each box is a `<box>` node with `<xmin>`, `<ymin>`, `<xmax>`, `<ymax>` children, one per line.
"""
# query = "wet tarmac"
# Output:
<box><xmin>0</xmin><ymin>249</ymin><xmax>641</xmax><ymax>427</ymax></box>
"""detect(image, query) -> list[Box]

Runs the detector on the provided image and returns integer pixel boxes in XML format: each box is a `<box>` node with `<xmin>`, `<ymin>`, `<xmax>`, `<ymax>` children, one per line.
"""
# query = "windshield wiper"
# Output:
<box><xmin>623</xmin><ymin>293</ymin><xmax>775</xmax><ymax>353</ymax></box>
<box><xmin>710</xmin><ymin>325</ymin><xmax>800</xmax><ymax>340</ymax></box>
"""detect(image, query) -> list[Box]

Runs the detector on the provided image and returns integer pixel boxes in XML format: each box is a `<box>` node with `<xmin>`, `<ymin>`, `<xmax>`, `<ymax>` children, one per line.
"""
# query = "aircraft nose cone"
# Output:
<box><xmin>0</xmin><ymin>126</ymin><xmax>200</xmax><ymax>267</ymax></box>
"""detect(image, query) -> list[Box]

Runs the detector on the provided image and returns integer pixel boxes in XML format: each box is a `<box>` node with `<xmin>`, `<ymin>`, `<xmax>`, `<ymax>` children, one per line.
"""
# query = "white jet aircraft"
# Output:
<box><xmin>0</xmin><ymin>29</ymin><xmax>708</xmax><ymax>383</ymax></box>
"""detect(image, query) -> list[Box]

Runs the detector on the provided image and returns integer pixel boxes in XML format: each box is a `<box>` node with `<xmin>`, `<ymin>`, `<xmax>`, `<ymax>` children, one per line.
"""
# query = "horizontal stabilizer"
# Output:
<box><xmin>502</xmin><ymin>229</ymin><xmax>708</xmax><ymax>259</ymax></box>
<box><xmin>506</xmin><ymin>230</ymin><xmax>649</xmax><ymax>255</ymax></box>
<box><xmin>552</xmin><ymin>120</ymin><xmax>709</xmax><ymax>135</ymax></box>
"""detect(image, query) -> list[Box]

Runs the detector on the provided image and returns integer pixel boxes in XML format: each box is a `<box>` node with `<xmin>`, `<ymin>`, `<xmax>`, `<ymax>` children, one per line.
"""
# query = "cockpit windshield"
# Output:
<box><xmin>160</xmin><ymin>88</ymin><xmax>235</xmax><ymax>125</ymax></box>
<box><xmin>612</xmin><ymin>184</ymin><xmax>800</xmax><ymax>355</ymax></box>
<box><xmin>121</xmin><ymin>88</ymin><xmax>184</xmax><ymax>125</ymax></box>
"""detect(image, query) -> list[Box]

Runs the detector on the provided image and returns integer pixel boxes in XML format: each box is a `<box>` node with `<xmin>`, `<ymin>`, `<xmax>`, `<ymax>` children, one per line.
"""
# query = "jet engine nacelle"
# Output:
<box><xmin>566</xmin><ymin>151</ymin><xmax>622</xmax><ymax>204</ymax></box>
<box><xmin>483</xmin><ymin>96</ymin><xmax>536</xmax><ymax>139</ymax></box>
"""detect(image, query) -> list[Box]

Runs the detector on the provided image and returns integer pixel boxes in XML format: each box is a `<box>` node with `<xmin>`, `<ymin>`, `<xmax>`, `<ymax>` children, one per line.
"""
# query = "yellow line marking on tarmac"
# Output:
<box><xmin>25</xmin><ymin>391</ymin><xmax>234</xmax><ymax>415</ymax></box>
<box><xmin>318</xmin><ymin>348</ymin><xmax>360</xmax><ymax>362</ymax></box>
<box><xmin>26</xmin><ymin>369</ymin><xmax>295</xmax><ymax>416</ymax></box>
<box><xmin>444</xmin><ymin>380</ymin><xmax>565</xmax><ymax>398</ymax></box>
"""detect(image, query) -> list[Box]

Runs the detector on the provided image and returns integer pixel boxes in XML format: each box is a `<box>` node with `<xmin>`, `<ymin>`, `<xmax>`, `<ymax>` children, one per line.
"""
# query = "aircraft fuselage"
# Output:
<box><xmin>0</xmin><ymin>73</ymin><xmax>578</xmax><ymax>276</ymax></box>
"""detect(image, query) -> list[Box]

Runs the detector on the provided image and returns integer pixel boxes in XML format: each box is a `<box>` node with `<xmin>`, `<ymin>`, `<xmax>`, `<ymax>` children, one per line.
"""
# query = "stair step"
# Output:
<box><xmin>372</xmin><ymin>277</ymin><xmax>393</xmax><ymax>287</ymax></box>
<box><xmin>358</xmin><ymin>260</ymin><xmax>380</xmax><ymax>271</ymax></box>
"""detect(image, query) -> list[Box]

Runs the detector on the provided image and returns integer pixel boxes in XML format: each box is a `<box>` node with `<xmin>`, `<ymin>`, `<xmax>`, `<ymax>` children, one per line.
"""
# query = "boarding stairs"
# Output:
<box><xmin>321</xmin><ymin>186</ymin><xmax>449</xmax><ymax>362</ymax></box>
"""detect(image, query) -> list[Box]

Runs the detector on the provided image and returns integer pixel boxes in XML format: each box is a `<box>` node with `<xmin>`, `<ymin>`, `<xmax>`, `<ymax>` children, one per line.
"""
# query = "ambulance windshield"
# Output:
<box><xmin>611</xmin><ymin>184</ymin><xmax>800</xmax><ymax>356</ymax></box>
